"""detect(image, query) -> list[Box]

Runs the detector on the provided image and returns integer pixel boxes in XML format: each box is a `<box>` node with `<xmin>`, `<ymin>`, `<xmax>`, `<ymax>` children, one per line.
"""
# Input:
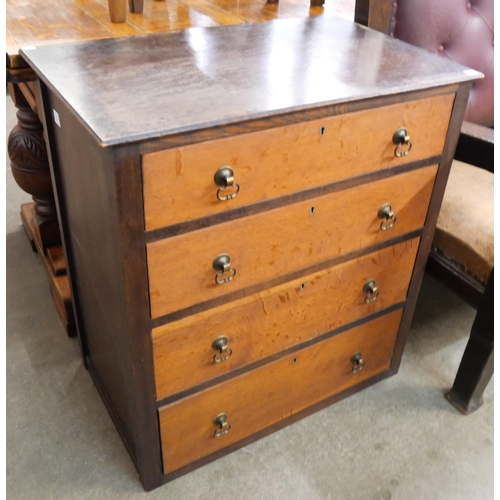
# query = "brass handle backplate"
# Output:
<box><xmin>212</xmin><ymin>253</ymin><xmax>237</xmax><ymax>284</ymax></box>
<box><xmin>392</xmin><ymin>127</ymin><xmax>413</xmax><ymax>157</ymax></box>
<box><xmin>351</xmin><ymin>352</ymin><xmax>365</xmax><ymax>373</ymax></box>
<box><xmin>213</xmin><ymin>413</ymin><xmax>231</xmax><ymax>437</ymax></box>
<box><xmin>363</xmin><ymin>279</ymin><xmax>379</xmax><ymax>303</ymax></box>
<box><xmin>212</xmin><ymin>336</ymin><xmax>233</xmax><ymax>363</ymax></box>
<box><xmin>378</xmin><ymin>203</ymin><xmax>397</xmax><ymax>231</ymax></box>
<box><xmin>214</xmin><ymin>166</ymin><xmax>240</xmax><ymax>201</ymax></box>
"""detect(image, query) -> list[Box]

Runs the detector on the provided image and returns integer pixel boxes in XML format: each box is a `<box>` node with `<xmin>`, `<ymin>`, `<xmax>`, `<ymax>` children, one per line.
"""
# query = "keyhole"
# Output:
<box><xmin>320</xmin><ymin>126</ymin><xmax>326</xmax><ymax>136</ymax></box>
<box><xmin>310</xmin><ymin>206</ymin><xmax>316</xmax><ymax>215</ymax></box>
<box><xmin>301</xmin><ymin>283</ymin><xmax>306</xmax><ymax>290</ymax></box>
<box><xmin>293</xmin><ymin>357</ymin><xmax>298</xmax><ymax>364</ymax></box>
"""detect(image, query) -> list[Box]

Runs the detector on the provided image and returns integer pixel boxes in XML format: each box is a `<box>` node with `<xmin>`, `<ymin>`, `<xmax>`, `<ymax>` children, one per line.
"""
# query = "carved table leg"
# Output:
<box><xmin>7</xmin><ymin>82</ymin><xmax>76</xmax><ymax>336</ymax></box>
<box><xmin>8</xmin><ymin>85</ymin><xmax>59</xmax><ymax>247</ymax></box>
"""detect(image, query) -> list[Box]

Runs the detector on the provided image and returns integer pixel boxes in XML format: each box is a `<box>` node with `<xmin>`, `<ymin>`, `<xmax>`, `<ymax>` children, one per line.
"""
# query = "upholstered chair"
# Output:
<box><xmin>355</xmin><ymin>0</ymin><xmax>494</xmax><ymax>414</ymax></box>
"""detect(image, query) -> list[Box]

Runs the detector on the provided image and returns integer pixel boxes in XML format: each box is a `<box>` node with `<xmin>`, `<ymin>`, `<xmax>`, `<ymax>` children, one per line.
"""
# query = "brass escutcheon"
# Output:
<box><xmin>350</xmin><ymin>352</ymin><xmax>365</xmax><ymax>373</ymax></box>
<box><xmin>378</xmin><ymin>203</ymin><xmax>397</xmax><ymax>231</ymax></box>
<box><xmin>363</xmin><ymin>279</ymin><xmax>380</xmax><ymax>303</ymax></box>
<box><xmin>392</xmin><ymin>127</ymin><xmax>413</xmax><ymax>157</ymax></box>
<box><xmin>214</xmin><ymin>166</ymin><xmax>240</xmax><ymax>201</ymax></box>
<box><xmin>213</xmin><ymin>413</ymin><xmax>231</xmax><ymax>437</ymax></box>
<box><xmin>212</xmin><ymin>253</ymin><xmax>237</xmax><ymax>284</ymax></box>
<box><xmin>212</xmin><ymin>336</ymin><xmax>233</xmax><ymax>363</ymax></box>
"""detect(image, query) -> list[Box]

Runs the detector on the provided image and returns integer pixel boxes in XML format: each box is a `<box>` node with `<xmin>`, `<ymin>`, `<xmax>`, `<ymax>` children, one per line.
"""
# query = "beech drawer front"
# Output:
<box><xmin>159</xmin><ymin>309</ymin><xmax>402</xmax><ymax>474</ymax></box>
<box><xmin>153</xmin><ymin>238</ymin><xmax>419</xmax><ymax>400</ymax></box>
<box><xmin>147</xmin><ymin>165</ymin><xmax>437</xmax><ymax>318</ymax></box>
<box><xmin>142</xmin><ymin>95</ymin><xmax>453</xmax><ymax>231</ymax></box>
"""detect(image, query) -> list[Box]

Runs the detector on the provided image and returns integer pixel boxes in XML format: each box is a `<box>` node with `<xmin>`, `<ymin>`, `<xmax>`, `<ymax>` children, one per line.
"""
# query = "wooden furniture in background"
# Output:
<box><xmin>109</xmin><ymin>0</ymin><xmax>144</xmax><ymax>22</ymax></box>
<box><xmin>104</xmin><ymin>0</ymin><xmax>327</xmax><ymax>21</ymax></box>
<box><xmin>7</xmin><ymin>75</ymin><xmax>76</xmax><ymax>335</ymax></box>
<box><xmin>20</xmin><ymin>16</ymin><xmax>476</xmax><ymax>490</ymax></box>
<box><xmin>6</xmin><ymin>0</ymin><xmax>354</xmax><ymax>336</ymax></box>
<box><xmin>446</xmin><ymin>269</ymin><xmax>494</xmax><ymax>414</ymax></box>
<box><xmin>355</xmin><ymin>0</ymin><xmax>494</xmax><ymax>413</ymax></box>
<box><xmin>354</xmin><ymin>0</ymin><xmax>392</xmax><ymax>33</ymax></box>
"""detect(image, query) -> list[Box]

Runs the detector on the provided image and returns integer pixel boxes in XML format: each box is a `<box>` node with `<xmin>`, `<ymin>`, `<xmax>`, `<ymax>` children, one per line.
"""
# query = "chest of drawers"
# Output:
<box><xmin>20</xmin><ymin>16</ymin><xmax>478</xmax><ymax>491</ymax></box>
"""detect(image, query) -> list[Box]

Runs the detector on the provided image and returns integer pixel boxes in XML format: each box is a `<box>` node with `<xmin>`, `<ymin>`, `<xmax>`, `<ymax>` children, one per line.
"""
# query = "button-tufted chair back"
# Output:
<box><xmin>355</xmin><ymin>0</ymin><xmax>494</xmax><ymax>415</ymax></box>
<box><xmin>390</xmin><ymin>0</ymin><xmax>494</xmax><ymax>127</ymax></box>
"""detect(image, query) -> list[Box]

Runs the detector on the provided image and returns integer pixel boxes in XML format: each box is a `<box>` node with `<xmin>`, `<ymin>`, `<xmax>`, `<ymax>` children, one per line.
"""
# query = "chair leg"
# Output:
<box><xmin>129</xmin><ymin>0</ymin><xmax>144</xmax><ymax>13</ymax></box>
<box><xmin>108</xmin><ymin>0</ymin><xmax>127</xmax><ymax>22</ymax></box>
<box><xmin>445</xmin><ymin>269</ymin><xmax>494</xmax><ymax>414</ymax></box>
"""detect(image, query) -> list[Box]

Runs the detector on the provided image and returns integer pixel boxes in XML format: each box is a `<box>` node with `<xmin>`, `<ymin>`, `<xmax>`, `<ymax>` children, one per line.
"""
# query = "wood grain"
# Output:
<box><xmin>41</xmin><ymin>86</ymin><xmax>165</xmax><ymax>490</ymax></box>
<box><xmin>158</xmin><ymin>309</ymin><xmax>402</xmax><ymax>473</ymax></box>
<box><xmin>109</xmin><ymin>0</ymin><xmax>127</xmax><ymax>22</ymax></box>
<box><xmin>390</xmin><ymin>82</ymin><xmax>474</xmax><ymax>374</ymax></box>
<box><xmin>152</xmin><ymin>238</ymin><xmax>419</xmax><ymax>399</ymax></box>
<box><xmin>6</xmin><ymin>31</ymin><xmax>21</xmax><ymax>66</ymax></box>
<box><xmin>6</xmin><ymin>0</ymin><xmax>112</xmax><ymax>49</ymax></box>
<box><xmin>204</xmin><ymin>0</ymin><xmax>310</xmax><ymax>23</ymax></box>
<box><xmin>174</xmin><ymin>0</ymin><xmax>245</xmax><ymax>26</ymax></box>
<box><xmin>20</xmin><ymin>203</ymin><xmax>75</xmax><ymax>336</ymax></box>
<box><xmin>6</xmin><ymin>0</ymin><xmax>354</xmax><ymax>63</ymax></box>
<box><xmin>125</xmin><ymin>0</ymin><xmax>223</xmax><ymax>32</ymax></box>
<box><xmin>13</xmin><ymin>10</ymin><xmax>475</xmax><ymax>490</ymax></box>
<box><xmin>143</xmin><ymin>95</ymin><xmax>453</xmax><ymax>230</ymax></box>
<box><xmin>354</xmin><ymin>0</ymin><xmax>394</xmax><ymax>34</ymax></box>
<box><xmin>42</xmin><ymin>87</ymin><xmax>143</xmax><ymax>471</ymax></box>
<box><xmin>19</xmin><ymin>16</ymin><xmax>477</xmax><ymax>146</ymax></box>
<box><xmin>147</xmin><ymin>165</ymin><xmax>437</xmax><ymax>318</ymax></box>
<box><xmin>71</xmin><ymin>0</ymin><xmax>141</xmax><ymax>35</ymax></box>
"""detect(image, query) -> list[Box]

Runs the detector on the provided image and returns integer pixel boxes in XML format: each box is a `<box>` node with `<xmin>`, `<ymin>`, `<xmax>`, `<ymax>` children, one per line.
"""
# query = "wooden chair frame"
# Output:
<box><xmin>354</xmin><ymin>0</ymin><xmax>494</xmax><ymax>414</ymax></box>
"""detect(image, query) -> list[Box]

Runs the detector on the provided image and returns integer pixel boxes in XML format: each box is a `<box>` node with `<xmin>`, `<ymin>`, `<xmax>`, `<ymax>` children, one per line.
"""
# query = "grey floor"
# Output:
<box><xmin>6</xmin><ymin>95</ymin><xmax>494</xmax><ymax>500</ymax></box>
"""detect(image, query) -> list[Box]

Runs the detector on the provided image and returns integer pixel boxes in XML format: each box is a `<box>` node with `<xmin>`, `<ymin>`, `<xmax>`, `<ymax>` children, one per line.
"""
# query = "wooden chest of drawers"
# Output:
<box><xmin>20</xmin><ymin>16</ymin><xmax>478</xmax><ymax>491</ymax></box>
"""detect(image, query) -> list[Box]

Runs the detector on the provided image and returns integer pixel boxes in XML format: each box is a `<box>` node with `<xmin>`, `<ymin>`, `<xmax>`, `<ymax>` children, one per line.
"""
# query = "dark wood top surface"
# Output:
<box><xmin>21</xmin><ymin>16</ymin><xmax>480</xmax><ymax>146</ymax></box>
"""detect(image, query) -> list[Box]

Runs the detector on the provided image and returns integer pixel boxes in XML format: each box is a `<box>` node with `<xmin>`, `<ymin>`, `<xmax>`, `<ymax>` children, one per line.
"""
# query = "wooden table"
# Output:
<box><xmin>20</xmin><ymin>14</ymin><xmax>476</xmax><ymax>490</ymax></box>
<box><xmin>6</xmin><ymin>0</ymin><xmax>354</xmax><ymax>335</ymax></box>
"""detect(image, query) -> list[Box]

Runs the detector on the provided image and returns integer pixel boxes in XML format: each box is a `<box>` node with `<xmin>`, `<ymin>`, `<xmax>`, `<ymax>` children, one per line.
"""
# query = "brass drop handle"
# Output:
<box><xmin>213</xmin><ymin>413</ymin><xmax>231</xmax><ymax>437</ymax></box>
<box><xmin>363</xmin><ymin>279</ymin><xmax>379</xmax><ymax>303</ymax></box>
<box><xmin>392</xmin><ymin>127</ymin><xmax>412</xmax><ymax>157</ymax></box>
<box><xmin>378</xmin><ymin>203</ymin><xmax>397</xmax><ymax>231</ymax></box>
<box><xmin>212</xmin><ymin>253</ymin><xmax>237</xmax><ymax>285</ymax></box>
<box><xmin>214</xmin><ymin>166</ymin><xmax>240</xmax><ymax>201</ymax></box>
<box><xmin>351</xmin><ymin>352</ymin><xmax>365</xmax><ymax>373</ymax></box>
<box><xmin>212</xmin><ymin>336</ymin><xmax>233</xmax><ymax>363</ymax></box>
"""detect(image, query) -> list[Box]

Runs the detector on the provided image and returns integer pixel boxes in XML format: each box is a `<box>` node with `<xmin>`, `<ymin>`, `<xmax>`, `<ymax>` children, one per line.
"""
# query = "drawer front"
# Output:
<box><xmin>147</xmin><ymin>165</ymin><xmax>437</xmax><ymax>318</ymax></box>
<box><xmin>153</xmin><ymin>238</ymin><xmax>419</xmax><ymax>400</ymax></box>
<box><xmin>158</xmin><ymin>309</ymin><xmax>402</xmax><ymax>474</ymax></box>
<box><xmin>142</xmin><ymin>95</ymin><xmax>453</xmax><ymax>231</ymax></box>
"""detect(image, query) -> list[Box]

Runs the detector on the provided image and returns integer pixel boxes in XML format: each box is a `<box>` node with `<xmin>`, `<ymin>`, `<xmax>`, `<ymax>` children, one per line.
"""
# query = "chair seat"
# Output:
<box><xmin>433</xmin><ymin>160</ymin><xmax>494</xmax><ymax>286</ymax></box>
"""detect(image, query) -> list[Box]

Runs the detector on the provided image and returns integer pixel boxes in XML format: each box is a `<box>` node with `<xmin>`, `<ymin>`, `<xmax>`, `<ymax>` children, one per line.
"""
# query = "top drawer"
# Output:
<box><xmin>142</xmin><ymin>95</ymin><xmax>454</xmax><ymax>231</ymax></box>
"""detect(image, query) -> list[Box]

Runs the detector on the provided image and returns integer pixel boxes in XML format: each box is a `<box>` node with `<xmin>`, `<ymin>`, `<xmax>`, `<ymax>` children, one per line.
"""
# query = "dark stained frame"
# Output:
<box><xmin>23</xmin><ymin>16</ymin><xmax>478</xmax><ymax>490</ymax></box>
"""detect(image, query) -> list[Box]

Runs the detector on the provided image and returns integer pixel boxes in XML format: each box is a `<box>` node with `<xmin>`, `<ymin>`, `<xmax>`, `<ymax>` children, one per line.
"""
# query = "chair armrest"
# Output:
<box><xmin>455</xmin><ymin>121</ymin><xmax>494</xmax><ymax>173</ymax></box>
